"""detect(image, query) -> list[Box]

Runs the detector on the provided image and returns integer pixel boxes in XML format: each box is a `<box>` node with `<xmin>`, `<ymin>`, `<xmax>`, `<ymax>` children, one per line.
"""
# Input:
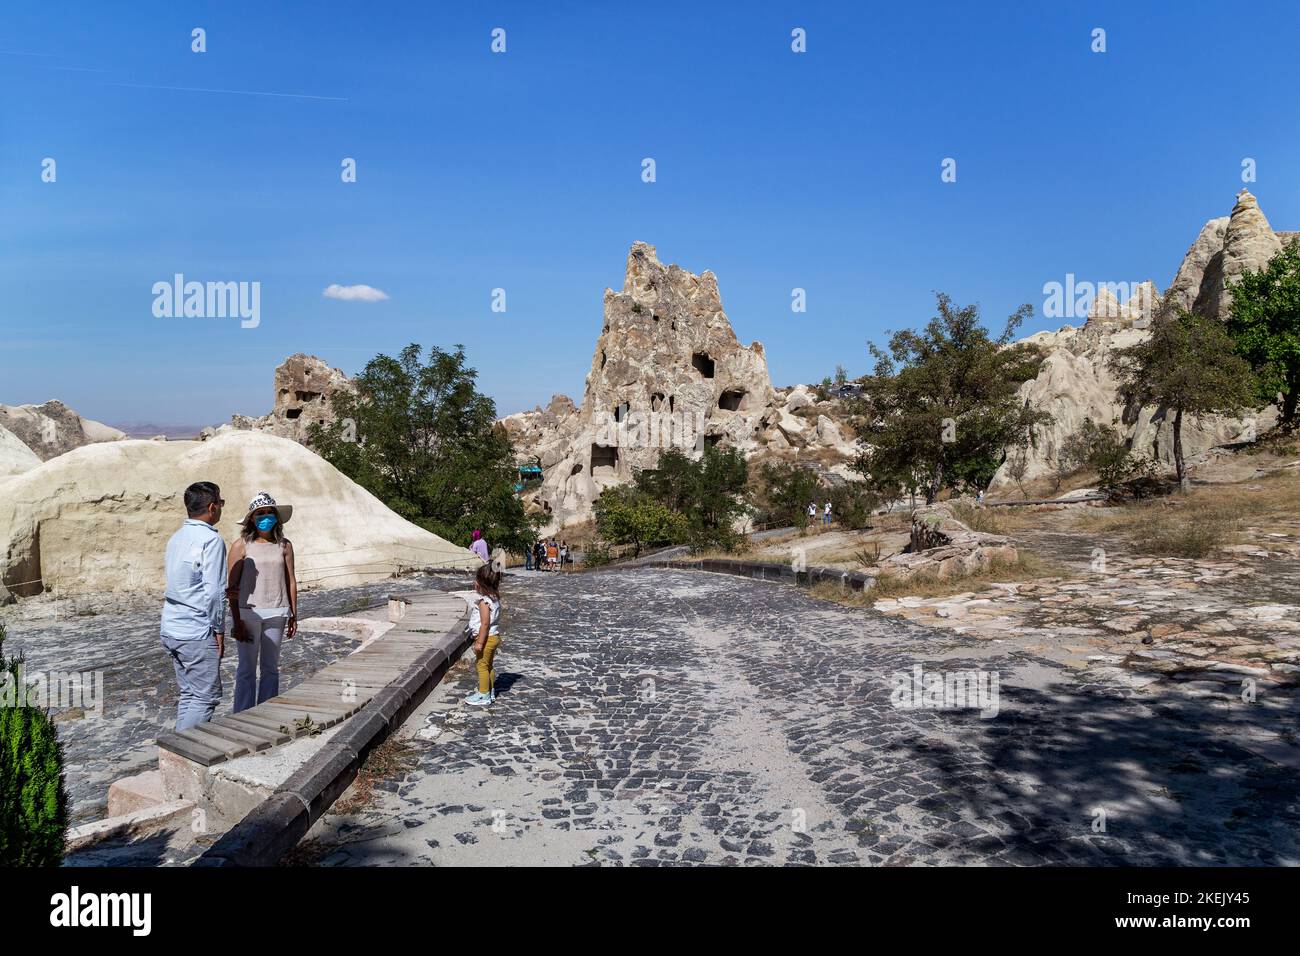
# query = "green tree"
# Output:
<box><xmin>634</xmin><ymin>445</ymin><xmax>749</xmax><ymax>550</ymax></box>
<box><xmin>828</xmin><ymin>480</ymin><xmax>879</xmax><ymax>530</ymax></box>
<box><xmin>592</xmin><ymin>486</ymin><xmax>689</xmax><ymax>556</ymax></box>
<box><xmin>1059</xmin><ymin>418</ymin><xmax>1134</xmax><ymax>491</ymax></box>
<box><xmin>1227</xmin><ymin>240</ymin><xmax>1300</xmax><ymax>429</ymax></box>
<box><xmin>850</xmin><ymin>293</ymin><xmax>1050</xmax><ymax>505</ymax></box>
<box><xmin>752</xmin><ymin>461</ymin><xmax>824</xmax><ymax>529</ymax></box>
<box><xmin>311</xmin><ymin>344</ymin><xmax>538</xmax><ymax>554</ymax></box>
<box><xmin>0</xmin><ymin>620</ymin><xmax>68</xmax><ymax>866</ymax></box>
<box><xmin>1110</xmin><ymin>311</ymin><xmax>1258</xmax><ymax>486</ymax></box>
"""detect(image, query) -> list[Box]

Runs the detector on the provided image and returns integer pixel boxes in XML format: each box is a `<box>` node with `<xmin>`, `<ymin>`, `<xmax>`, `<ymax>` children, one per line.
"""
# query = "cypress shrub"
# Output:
<box><xmin>0</xmin><ymin>619</ymin><xmax>69</xmax><ymax>865</ymax></box>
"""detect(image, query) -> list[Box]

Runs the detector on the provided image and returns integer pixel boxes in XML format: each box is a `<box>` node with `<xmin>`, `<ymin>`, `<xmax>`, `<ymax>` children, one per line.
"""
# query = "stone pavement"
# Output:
<box><xmin>295</xmin><ymin>568</ymin><xmax>1300</xmax><ymax>866</ymax></box>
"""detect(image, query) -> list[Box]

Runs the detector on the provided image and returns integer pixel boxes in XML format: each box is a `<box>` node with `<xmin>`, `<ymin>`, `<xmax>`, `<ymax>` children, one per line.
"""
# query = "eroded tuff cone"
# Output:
<box><xmin>1192</xmin><ymin>189</ymin><xmax>1283</xmax><ymax>320</ymax></box>
<box><xmin>504</xmin><ymin>242</ymin><xmax>782</xmax><ymax>530</ymax></box>
<box><xmin>991</xmin><ymin>190</ymin><xmax>1286</xmax><ymax>489</ymax></box>
<box><xmin>1085</xmin><ymin>281</ymin><xmax>1160</xmax><ymax>329</ymax></box>
<box><xmin>0</xmin><ymin>400</ymin><xmax>125</xmax><ymax>462</ymax></box>
<box><xmin>1160</xmin><ymin>216</ymin><xmax>1229</xmax><ymax>318</ymax></box>
<box><xmin>212</xmin><ymin>353</ymin><xmax>353</xmax><ymax>444</ymax></box>
<box><xmin>592</xmin><ymin>241</ymin><xmax>775</xmax><ymax>426</ymax></box>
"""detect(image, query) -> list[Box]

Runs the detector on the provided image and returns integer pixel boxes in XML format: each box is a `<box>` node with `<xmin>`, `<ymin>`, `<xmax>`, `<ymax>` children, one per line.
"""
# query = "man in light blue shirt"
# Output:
<box><xmin>160</xmin><ymin>481</ymin><xmax>228</xmax><ymax>731</ymax></box>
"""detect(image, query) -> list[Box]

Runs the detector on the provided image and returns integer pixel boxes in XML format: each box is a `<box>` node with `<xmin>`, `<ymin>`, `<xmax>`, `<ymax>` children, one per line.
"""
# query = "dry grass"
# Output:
<box><xmin>808</xmin><ymin>551</ymin><xmax>1068</xmax><ymax>607</ymax></box>
<box><xmin>331</xmin><ymin>733</ymin><xmax>421</xmax><ymax>816</ymax></box>
<box><xmin>1071</xmin><ymin>467</ymin><xmax>1300</xmax><ymax>558</ymax></box>
<box><xmin>946</xmin><ymin>502</ymin><xmax>1042</xmax><ymax>535</ymax></box>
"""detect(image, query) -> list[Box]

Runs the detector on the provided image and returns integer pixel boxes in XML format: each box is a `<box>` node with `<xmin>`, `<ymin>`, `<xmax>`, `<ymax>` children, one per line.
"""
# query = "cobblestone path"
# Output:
<box><xmin>299</xmin><ymin>568</ymin><xmax>1300</xmax><ymax>866</ymax></box>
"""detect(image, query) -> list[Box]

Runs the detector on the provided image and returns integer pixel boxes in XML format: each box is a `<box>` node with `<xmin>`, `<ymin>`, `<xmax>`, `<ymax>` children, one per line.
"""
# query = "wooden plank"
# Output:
<box><xmin>157</xmin><ymin>732</ymin><xmax>227</xmax><ymax>764</ymax></box>
<box><xmin>175</xmin><ymin>726</ymin><xmax>247</xmax><ymax>759</ymax></box>
<box><xmin>206</xmin><ymin>717</ymin><xmax>280</xmax><ymax>749</ymax></box>
<box><xmin>272</xmin><ymin>686</ymin><xmax>357</xmax><ymax>706</ymax></box>
<box><xmin>217</xmin><ymin>714</ymin><xmax>293</xmax><ymax>743</ymax></box>
<box><xmin>253</xmin><ymin>701</ymin><xmax>351</xmax><ymax>723</ymax></box>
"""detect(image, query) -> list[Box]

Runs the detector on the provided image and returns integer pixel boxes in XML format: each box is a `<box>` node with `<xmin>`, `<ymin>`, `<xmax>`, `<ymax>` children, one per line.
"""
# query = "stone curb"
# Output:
<box><xmin>193</xmin><ymin>604</ymin><xmax>471</xmax><ymax>867</ymax></box>
<box><xmin>599</xmin><ymin>555</ymin><xmax>876</xmax><ymax>592</ymax></box>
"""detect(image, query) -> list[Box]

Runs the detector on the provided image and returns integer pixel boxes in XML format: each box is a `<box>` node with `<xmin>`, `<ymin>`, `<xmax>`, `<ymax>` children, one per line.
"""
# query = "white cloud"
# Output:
<box><xmin>323</xmin><ymin>283</ymin><xmax>390</xmax><ymax>302</ymax></box>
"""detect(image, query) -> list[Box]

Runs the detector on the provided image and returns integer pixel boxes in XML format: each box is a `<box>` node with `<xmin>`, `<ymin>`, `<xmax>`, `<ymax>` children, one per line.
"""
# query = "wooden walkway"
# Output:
<box><xmin>157</xmin><ymin>591</ymin><xmax>467</xmax><ymax>767</ymax></box>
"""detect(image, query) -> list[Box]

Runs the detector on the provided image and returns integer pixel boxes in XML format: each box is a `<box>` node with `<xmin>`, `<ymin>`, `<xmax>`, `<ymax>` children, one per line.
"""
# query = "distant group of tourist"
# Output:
<box><xmin>526</xmin><ymin>537</ymin><xmax>569</xmax><ymax>572</ymax></box>
<box><xmin>158</xmin><ymin>482</ymin><xmax>298</xmax><ymax>732</ymax></box>
<box><xmin>807</xmin><ymin>500</ymin><xmax>833</xmax><ymax>526</ymax></box>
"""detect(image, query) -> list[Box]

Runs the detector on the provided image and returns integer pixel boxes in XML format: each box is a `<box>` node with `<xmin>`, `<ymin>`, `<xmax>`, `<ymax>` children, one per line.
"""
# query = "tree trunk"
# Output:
<box><xmin>1283</xmin><ymin>379</ymin><xmax>1298</xmax><ymax>431</ymax></box>
<box><xmin>927</xmin><ymin>459</ymin><xmax>944</xmax><ymax>506</ymax></box>
<box><xmin>1173</xmin><ymin>406</ymin><xmax>1187</xmax><ymax>490</ymax></box>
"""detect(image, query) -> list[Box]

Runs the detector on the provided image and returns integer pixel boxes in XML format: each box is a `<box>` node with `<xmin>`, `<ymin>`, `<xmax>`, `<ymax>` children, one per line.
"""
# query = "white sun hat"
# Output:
<box><xmin>243</xmin><ymin>490</ymin><xmax>293</xmax><ymax>525</ymax></box>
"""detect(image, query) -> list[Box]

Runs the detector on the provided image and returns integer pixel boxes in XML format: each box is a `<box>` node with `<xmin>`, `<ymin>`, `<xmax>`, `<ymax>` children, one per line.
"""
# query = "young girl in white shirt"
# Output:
<box><xmin>465</xmin><ymin>565</ymin><xmax>503</xmax><ymax>706</ymax></box>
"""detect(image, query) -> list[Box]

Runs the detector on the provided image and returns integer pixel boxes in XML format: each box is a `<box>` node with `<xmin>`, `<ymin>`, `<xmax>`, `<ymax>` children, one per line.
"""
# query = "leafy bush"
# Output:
<box><xmin>752</xmin><ymin>461</ymin><xmax>824</xmax><ymax>529</ymax></box>
<box><xmin>580</xmin><ymin>543</ymin><xmax>614</xmax><ymax>567</ymax></box>
<box><xmin>633</xmin><ymin>446</ymin><xmax>749</xmax><ymax>551</ymax></box>
<box><xmin>0</xmin><ymin>620</ymin><xmax>69</xmax><ymax>866</ymax></box>
<box><xmin>592</xmin><ymin>486</ymin><xmax>690</xmax><ymax>557</ymax></box>
<box><xmin>830</xmin><ymin>480</ymin><xmax>879</xmax><ymax>530</ymax></box>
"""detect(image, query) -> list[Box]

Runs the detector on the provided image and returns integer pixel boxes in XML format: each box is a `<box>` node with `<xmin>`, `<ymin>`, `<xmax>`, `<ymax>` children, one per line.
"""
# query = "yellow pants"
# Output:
<box><xmin>476</xmin><ymin>634</ymin><xmax>501</xmax><ymax>695</ymax></box>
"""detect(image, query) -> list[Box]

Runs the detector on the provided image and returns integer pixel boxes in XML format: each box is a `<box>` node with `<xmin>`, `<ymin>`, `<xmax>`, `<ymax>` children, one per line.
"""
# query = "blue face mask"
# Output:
<box><xmin>255</xmin><ymin>515</ymin><xmax>278</xmax><ymax>533</ymax></box>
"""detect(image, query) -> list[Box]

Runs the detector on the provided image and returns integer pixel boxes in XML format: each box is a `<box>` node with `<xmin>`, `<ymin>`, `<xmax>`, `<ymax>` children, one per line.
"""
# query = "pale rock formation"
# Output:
<box><xmin>876</xmin><ymin>502</ymin><xmax>1017</xmax><ymax>582</ymax></box>
<box><xmin>204</xmin><ymin>353</ymin><xmax>353</xmax><ymax>445</ymax></box>
<box><xmin>0</xmin><ymin>430</ymin><xmax>479</xmax><ymax>600</ymax></box>
<box><xmin>503</xmin><ymin>242</ymin><xmax>799</xmax><ymax>530</ymax></box>
<box><xmin>0</xmin><ymin>424</ymin><xmax>41</xmax><ymax>477</ymax></box>
<box><xmin>992</xmin><ymin>191</ymin><xmax>1289</xmax><ymax>488</ymax></box>
<box><xmin>0</xmin><ymin>400</ymin><xmax>126</xmax><ymax>461</ymax></box>
<box><xmin>784</xmin><ymin>384</ymin><xmax>816</xmax><ymax>412</ymax></box>
<box><xmin>1191</xmin><ymin>190</ymin><xmax>1283</xmax><ymax>320</ymax></box>
<box><xmin>1160</xmin><ymin>216</ymin><xmax>1230</xmax><ymax>318</ymax></box>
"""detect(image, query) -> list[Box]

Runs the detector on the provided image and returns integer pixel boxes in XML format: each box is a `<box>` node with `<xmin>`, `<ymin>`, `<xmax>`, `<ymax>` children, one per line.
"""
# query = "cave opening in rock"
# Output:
<box><xmin>650</xmin><ymin>393</ymin><xmax>665</xmax><ymax>412</ymax></box>
<box><xmin>692</xmin><ymin>352</ymin><xmax>715</xmax><ymax>378</ymax></box>
<box><xmin>718</xmin><ymin>389</ymin><xmax>745</xmax><ymax>411</ymax></box>
<box><xmin>591</xmin><ymin>443</ymin><xmax>619</xmax><ymax>470</ymax></box>
<box><xmin>285</xmin><ymin>408</ymin><xmax>302</xmax><ymax>420</ymax></box>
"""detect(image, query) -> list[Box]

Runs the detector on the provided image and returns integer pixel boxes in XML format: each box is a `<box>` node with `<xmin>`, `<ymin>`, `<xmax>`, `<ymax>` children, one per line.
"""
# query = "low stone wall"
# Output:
<box><xmin>618</xmin><ymin>555</ymin><xmax>876</xmax><ymax>592</ymax></box>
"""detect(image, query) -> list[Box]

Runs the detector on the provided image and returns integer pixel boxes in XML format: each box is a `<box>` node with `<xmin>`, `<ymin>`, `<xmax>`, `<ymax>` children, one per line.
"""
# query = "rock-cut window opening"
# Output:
<box><xmin>718</xmin><ymin>389</ymin><xmax>745</xmax><ymax>411</ymax></box>
<box><xmin>591</xmin><ymin>443</ymin><xmax>619</xmax><ymax>470</ymax></box>
<box><xmin>613</xmin><ymin>402</ymin><xmax>629</xmax><ymax>423</ymax></box>
<box><xmin>285</xmin><ymin>408</ymin><xmax>302</xmax><ymax>419</ymax></box>
<box><xmin>692</xmin><ymin>353</ymin><xmax>715</xmax><ymax>378</ymax></box>
<box><xmin>651</xmin><ymin>393</ymin><xmax>665</xmax><ymax>412</ymax></box>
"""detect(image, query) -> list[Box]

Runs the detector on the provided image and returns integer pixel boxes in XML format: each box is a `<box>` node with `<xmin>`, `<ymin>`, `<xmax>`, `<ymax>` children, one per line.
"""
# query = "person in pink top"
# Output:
<box><xmin>470</xmin><ymin>529</ymin><xmax>490</xmax><ymax>564</ymax></box>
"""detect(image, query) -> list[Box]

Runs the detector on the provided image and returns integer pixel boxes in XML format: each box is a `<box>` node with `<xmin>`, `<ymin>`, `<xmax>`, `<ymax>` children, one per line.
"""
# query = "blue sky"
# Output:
<box><xmin>3</xmin><ymin>1</ymin><xmax>1298</xmax><ymax>426</ymax></box>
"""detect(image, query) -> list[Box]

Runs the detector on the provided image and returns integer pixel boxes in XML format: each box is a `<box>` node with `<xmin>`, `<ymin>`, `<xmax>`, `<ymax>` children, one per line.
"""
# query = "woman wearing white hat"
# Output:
<box><xmin>225</xmin><ymin>491</ymin><xmax>298</xmax><ymax>713</ymax></box>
